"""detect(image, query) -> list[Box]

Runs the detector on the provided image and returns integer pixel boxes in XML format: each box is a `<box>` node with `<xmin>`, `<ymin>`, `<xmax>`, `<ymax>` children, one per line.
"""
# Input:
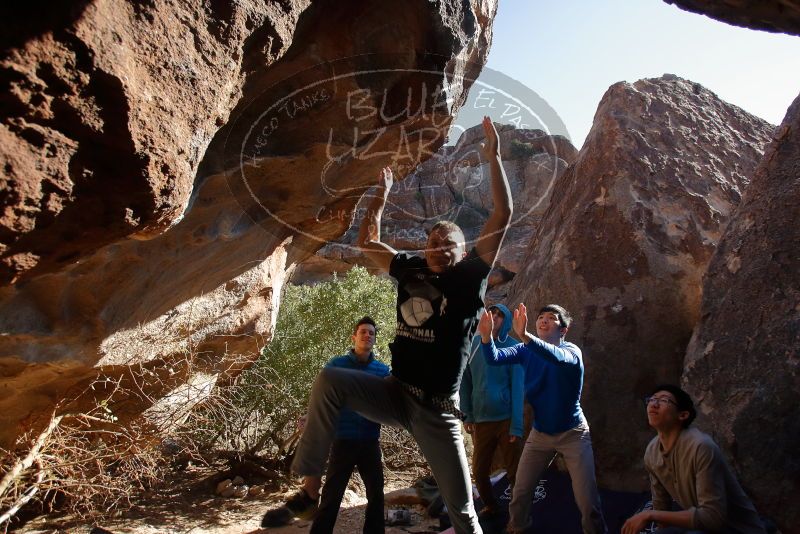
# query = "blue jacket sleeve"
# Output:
<box><xmin>509</xmin><ymin>363</ymin><xmax>525</xmax><ymax>437</ymax></box>
<box><xmin>523</xmin><ymin>336</ymin><xmax>580</xmax><ymax>365</ymax></box>
<box><xmin>482</xmin><ymin>338</ymin><xmax>526</xmax><ymax>365</ymax></box>
<box><xmin>378</xmin><ymin>361</ymin><xmax>391</xmax><ymax>377</ymax></box>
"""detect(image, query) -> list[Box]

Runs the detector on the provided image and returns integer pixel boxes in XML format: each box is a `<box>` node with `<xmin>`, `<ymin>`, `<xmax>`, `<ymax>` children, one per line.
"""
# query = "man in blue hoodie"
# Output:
<box><xmin>460</xmin><ymin>303</ymin><xmax>524</xmax><ymax>518</ymax></box>
<box><xmin>479</xmin><ymin>303</ymin><xmax>607</xmax><ymax>534</ymax></box>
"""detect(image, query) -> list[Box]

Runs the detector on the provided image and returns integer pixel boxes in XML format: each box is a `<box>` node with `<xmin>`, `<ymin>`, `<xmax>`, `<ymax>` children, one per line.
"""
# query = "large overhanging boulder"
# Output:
<box><xmin>0</xmin><ymin>0</ymin><xmax>497</xmax><ymax>449</ymax></box>
<box><xmin>660</xmin><ymin>2</ymin><xmax>800</xmax><ymax>528</ymax></box>
<box><xmin>682</xmin><ymin>92</ymin><xmax>800</xmax><ymax>532</ymax></box>
<box><xmin>0</xmin><ymin>0</ymin><xmax>308</xmax><ymax>284</ymax></box>
<box><xmin>664</xmin><ymin>0</ymin><xmax>800</xmax><ymax>36</ymax></box>
<box><xmin>504</xmin><ymin>75</ymin><xmax>774</xmax><ymax>490</ymax></box>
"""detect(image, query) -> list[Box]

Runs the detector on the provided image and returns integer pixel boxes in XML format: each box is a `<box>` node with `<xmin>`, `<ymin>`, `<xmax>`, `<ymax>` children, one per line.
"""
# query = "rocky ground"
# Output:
<box><xmin>13</xmin><ymin>463</ymin><xmax>439</xmax><ymax>534</ymax></box>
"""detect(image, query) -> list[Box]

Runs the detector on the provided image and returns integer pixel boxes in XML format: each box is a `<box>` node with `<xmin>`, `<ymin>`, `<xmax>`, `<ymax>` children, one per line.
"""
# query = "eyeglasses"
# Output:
<box><xmin>645</xmin><ymin>396</ymin><xmax>677</xmax><ymax>407</ymax></box>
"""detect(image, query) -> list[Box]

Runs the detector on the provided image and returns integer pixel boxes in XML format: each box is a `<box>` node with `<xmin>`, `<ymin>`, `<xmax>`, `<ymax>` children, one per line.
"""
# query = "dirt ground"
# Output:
<box><xmin>12</xmin><ymin>463</ymin><xmax>442</xmax><ymax>534</ymax></box>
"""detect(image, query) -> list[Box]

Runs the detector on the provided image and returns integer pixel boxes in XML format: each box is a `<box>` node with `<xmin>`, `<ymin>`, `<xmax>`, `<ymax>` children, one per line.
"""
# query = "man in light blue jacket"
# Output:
<box><xmin>460</xmin><ymin>303</ymin><xmax>524</xmax><ymax>518</ymax></box>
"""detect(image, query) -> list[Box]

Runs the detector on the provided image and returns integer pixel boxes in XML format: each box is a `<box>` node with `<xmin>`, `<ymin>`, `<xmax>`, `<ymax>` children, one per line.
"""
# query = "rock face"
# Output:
<box><xmin>292</xmin><ymin>124</ymin><xmax>577</xmax><ymax>284</ymax></box>
<box><xmin>664</xmin><ymin>0</ymin><xmax>800</xmax><ymax>36</ymax></box>
<box><xmin>504</xmin><ymin>75</ymin><xmax>774</xmax><ymax>489</ymax></box>
<box><xmin>0</xmin><ymin>0</ymin><xmax>310</xmax><ymax>284</ymax></box>
<box><xmin>0</xmin><ymin>0</ymin><xmax>496</xmax><ymax>448</ymax></box>
<box><xmin>682</xmin><ymin>93</ymin><xmax>800</xmax><ymax>532</ymax></box>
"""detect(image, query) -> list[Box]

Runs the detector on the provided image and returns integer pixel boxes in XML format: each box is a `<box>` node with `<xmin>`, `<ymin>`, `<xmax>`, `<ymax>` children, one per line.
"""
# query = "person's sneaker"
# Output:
<box><xmin>285</xmin><ymin>488</ymin><xmax>319</xmax><ymax>519</ymax></box>
<box><xmin>261</xmin><ymin>489</ymin><xmax>319</xmax><ymax>527</ymax></box>
<box><xmin>261</xmin><ymin>506</ymin><xmax>293</xmax><ymax>528</ymax></box>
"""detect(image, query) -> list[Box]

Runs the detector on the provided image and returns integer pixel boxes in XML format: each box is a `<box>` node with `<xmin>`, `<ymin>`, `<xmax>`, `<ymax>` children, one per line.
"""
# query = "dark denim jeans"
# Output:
<box><xmin>310</xmin><ymin>438</ymin><xmax>384</xmax><ymax>534</ymax></box>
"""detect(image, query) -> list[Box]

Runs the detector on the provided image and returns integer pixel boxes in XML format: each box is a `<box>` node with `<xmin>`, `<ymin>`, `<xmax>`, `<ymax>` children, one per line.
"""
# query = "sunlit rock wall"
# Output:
<box><xmin>0</xmin><ymin>0</ymin><xmax>497</xmax><ymax>448</ymax></box>
<box><xmin>683</xmin><ymin>92</ymin><xmax>800</xmax><ymax>533</ymax></box>
<box><xmin>505</xmin><ymin>75</ymin><xmax>773</xmax><ymax>489</ymax></box>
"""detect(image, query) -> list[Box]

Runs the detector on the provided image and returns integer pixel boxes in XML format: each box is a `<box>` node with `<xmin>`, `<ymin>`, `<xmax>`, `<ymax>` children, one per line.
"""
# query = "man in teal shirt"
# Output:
<box><xmin>460</xmin><ymin>303</ymin><xmax>524</xmax><ymax>518</ymax></box>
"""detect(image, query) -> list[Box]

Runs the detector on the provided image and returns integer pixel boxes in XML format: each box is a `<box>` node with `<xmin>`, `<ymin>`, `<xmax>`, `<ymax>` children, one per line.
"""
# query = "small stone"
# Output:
<box><xmin>232</xmin><ymin>475</ymin><xmax>245</xmax><ymax>486</ymax></box>
<box><xmin>216</xmin><ymin>479</ymin><xmax>232</xmax><ymax>495</ymax></box>
<box><xmin>248</xmin><ymin>485</ymin><xmax>264</xmax><ymax>496</ymax></box>
<box><xmin>233</xmin><ymin>485</ymin><xmax>248</xmax><ymax>498</ymax></box>
<box><xmin>220</xmin><ymin>486</ymin><xmax>236</xmax><ymax>498</ymax></box>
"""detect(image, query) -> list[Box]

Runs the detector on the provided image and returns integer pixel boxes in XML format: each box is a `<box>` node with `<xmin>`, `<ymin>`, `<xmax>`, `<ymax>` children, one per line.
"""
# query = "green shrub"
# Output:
<box><xmin>263</xmin><ymin>266</ymin><xmax>396</xmax><ymax>372</ymax></box>
<box><xmin>181</xmin><ymin>266</ymin><xmax>401</xmax><ymax>462</ymax></box>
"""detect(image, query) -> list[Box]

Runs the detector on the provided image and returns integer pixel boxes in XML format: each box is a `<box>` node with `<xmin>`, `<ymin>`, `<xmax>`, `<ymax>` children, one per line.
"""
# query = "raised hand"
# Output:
<box><xmin>356</xmin><ymin>167</ymin><xmax>399</xmax><ymax>272</ymax></box>
<box><xmin>477</xmin><ymin>308</ymin><xmax>493</xmax><ymax>342</ymax></box>
<box><xmin>512</xmin><ymin>303</ymin><xmax>528</xmax><ymax>340</ymax></box>
<box><xmin>479</xmin><ymin>116</ymin><xmax>500</xmax><ymax>160</ymax></box>
<box><xmin>377</xmin><ymin>166</ymin><xmax>394</xmax><ymax>190</ymax></box>
<box><xmin>474</xmin><ymin>115</ymin><xmax>512</xmax><ymax>268</ymax></box>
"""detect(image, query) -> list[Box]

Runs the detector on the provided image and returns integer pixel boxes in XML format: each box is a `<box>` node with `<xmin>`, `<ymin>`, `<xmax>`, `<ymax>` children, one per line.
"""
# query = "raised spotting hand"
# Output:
<box><xmin>512</xmin><ymin>303</ymin><xmax>528</xmax><ymax>341</ymax></box>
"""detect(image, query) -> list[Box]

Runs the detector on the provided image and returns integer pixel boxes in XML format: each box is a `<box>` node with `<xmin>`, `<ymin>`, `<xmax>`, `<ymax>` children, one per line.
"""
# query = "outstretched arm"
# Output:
<box><xmin>356</xmin><ymin>166</ymin><xmax>398</xmax><ymax>272</ymax></box>
<box><xmin>622</xmin><ymin>509</ymin><xmax>694</xmax><ymax>534</ymax></box>
<box><xmin>622</xmin><ymin>468</ymin><xmax>687</xmax><ymax>533</ymax></box>
<box><xmin>475</xmin><ymin>116</ymin><xmax>513</xmax><ymax>267</ymax></box>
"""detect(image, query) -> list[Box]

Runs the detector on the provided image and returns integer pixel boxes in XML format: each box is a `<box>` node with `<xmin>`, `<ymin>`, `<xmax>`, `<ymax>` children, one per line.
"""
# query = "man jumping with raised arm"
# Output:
<box><xmin>262</xmin><ymin>117</ymin><xmax>512</xmax><ymax>534</ymax></box>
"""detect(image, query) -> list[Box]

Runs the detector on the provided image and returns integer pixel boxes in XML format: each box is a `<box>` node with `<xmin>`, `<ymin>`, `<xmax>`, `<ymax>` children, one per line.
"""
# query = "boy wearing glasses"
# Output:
<box><xmin>621</xmin><ymin>385</ymin><xmax>765</xmax><ymax>534</ymax></box>
<box><xmin>478</xmin><ymin>302</ymin><xmax>607</xmax><ymax>534</ymax></box>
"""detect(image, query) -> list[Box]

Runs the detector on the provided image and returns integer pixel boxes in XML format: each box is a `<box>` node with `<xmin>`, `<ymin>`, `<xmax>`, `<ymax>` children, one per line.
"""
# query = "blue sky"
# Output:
<box><xmin>478</xmin><ymin>0</ymin><xmax>800</xmax><ymax>149</ymax></box>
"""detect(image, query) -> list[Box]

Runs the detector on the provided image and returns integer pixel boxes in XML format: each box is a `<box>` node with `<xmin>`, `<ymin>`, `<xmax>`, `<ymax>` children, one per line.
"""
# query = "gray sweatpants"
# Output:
<box><xmin>509</xmin><ymin>419</ymin><xmax>607</xmax><ymax>534</ymax></box>
<box><xmin>292</xmin><ymin>367</ymin><xmax>482</xmax><ymax>534</ymax></box>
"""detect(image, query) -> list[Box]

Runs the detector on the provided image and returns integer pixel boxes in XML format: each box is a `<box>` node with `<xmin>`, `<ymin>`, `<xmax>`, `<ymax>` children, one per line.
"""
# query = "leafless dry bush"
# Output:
<box><xmin>0</xmin><ymin>384</ymin><xmax>166</xmax><ymax>530</ymax></box>
<box><xmin>0</xmin><ymin>341</ymin><xmax>428</xmax><ymax>529</ymax></box>
<box><xmin>0</xmin><ymin>345</ymin><xmax>228</xmax><ymax>530</ymax></box>
<box><xmin>172</xmin><ymin>353</ymin><xmax>426</xmax><ymax>474</ymax></box>
<box><xmin>380</xmin><ymin>426</ymin><xmax>428</xmax><ymax>477</ymax></box>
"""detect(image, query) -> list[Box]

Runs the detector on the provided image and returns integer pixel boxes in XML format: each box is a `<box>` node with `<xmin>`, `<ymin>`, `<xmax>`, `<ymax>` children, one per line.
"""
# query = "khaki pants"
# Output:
<box><xmin>471</xmin><ymin>419</ymin><xmax>522</xmax><ymax>511</ymax></box>
<box><xmin>509</xmin><ymin>419</ymin><xmax>607</xmax><ymax>534</ymax></box>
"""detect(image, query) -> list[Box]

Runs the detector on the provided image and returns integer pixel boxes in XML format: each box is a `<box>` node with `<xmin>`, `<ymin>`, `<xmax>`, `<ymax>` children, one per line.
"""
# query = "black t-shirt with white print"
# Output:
<box><xmin>388</xmin><ymin>249</ymin><xmax>491</xmax><ymax>396</ymax></box>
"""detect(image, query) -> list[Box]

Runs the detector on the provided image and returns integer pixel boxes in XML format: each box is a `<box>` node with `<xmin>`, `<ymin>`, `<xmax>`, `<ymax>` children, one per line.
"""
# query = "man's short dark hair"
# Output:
<box><xmin>539</xmin><ymin>304</ymin><xmax>572</xmax><ymax>329</ymax></box>
<box><xmin>429</xmin><ymin>221</ymin><xmax>465</xmax><ymax>240</ymax></box>
<box><xmin>353</xmin><ymin>316</ymin><xmax>377</xmax><ymax>335</ymax></box>
<box><xmin>649</xmin><ymin>384</ymin><xmax>697</xmax><ymax>428</ymax></box>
